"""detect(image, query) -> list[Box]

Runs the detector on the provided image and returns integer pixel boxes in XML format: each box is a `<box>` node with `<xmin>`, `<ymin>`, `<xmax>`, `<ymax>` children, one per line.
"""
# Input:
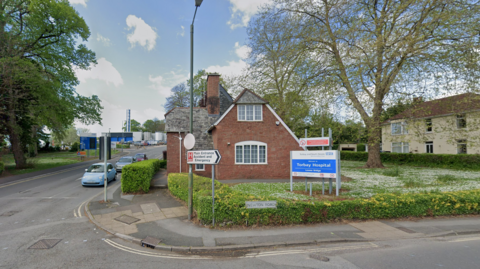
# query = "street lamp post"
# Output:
<box><xmin>188</xmin><ymin>0</ymin><xmax>203</xmax><ymax>221</ymax></box>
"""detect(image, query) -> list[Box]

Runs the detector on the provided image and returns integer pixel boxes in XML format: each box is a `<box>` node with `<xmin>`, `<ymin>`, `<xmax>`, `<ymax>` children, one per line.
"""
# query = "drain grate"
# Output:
<box><xmin>396</xmin><ymin>227</ymin><xmax>417</xmax><ymax>234</ymax></box>
<box><xmin>0</xmin><ymin>211</ymin><xmax>20</xmax><ymax>217</ymax></box>
<box><xmin>114</xmin><ymin>215</ymin><xmax>140</xmax><ymax>225</ymax></box>
<box><xmin>29</xmin><ymin>239</ymin><xmax>62</xmax><ymax>249</ymax></box>
<box><xmin>141</xmin><ymin>236</ymin><xmax>161</xmax><ymax>249</ymax></box>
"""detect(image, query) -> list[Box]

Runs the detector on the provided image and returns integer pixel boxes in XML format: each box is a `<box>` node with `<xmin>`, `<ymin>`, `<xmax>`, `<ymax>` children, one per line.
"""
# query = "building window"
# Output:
<box><xmin>391</xmin><ymin>122</ymin><xmax>408</xmax><ymax>135</ymax></box>
<box><xmin>457</xmin><ymin>140</ymin><xmax>467</xmax><ymax>154</ymax></box>
<box><xmin>195</xmin><ymin>164</ymin><xmax>205</xmax><ymax>171</ymax></box>
<box><xmin>235</xmin><ymin>141</ymin><xmax>267</xmax><ymax>164</ymax></box>
<box><xmin>392</xmin><ymin>142</ymin><xmax>409</xmax><ymax>153</ymax></box>
<box><xmin>238</xmin><ymin>105</ymin><xmax>262</xmax><ymax>121</ymax></box>
<box><xmin>426</xmin><ymin>141</ymin><xmax>433</xmax><ymax>153</ymax></box>
<box><xmin>457</xmin><ymin>114</ymin><xmax>466</xmax><ymax>129</ymax></box>
<box><xmin>425</xmin><ymin>119</ymin><xmax>432</xmax><ymax>133</ymax></box>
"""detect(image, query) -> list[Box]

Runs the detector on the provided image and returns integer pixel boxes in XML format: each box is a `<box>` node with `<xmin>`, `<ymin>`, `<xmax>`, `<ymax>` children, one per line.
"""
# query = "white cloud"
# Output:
<box><xmin>69</xmin><ymin>0</ymin><xmax>88</xmax><ymax>7</ymax></box>
<box><xmin>149</xmin><ymin>72</ymin><xmax>188</xmax><ymax>97</ymax></box>
<box><xmin>177</xmin><ymin>26</ymin><xmax>185</xmax><ymax>37</ymax></box>
<box><xmin>206</xmin><ymin>60</ymin><xmax>248</xmax><ymax>78</ymax></box>
<box><xmin>227</xmin><ymin>0</ymin><xmax>271</xmax><ymax>29</ymax></box>
<box><xmin>76</xmin><ymin>58</ymin><xmax>124</xmax><ymax>87</ymax></box>
<box><xmin>126</xmin><ymin>15</ymin><xmax>158</xmax><ymax>51</ymax></box>
<box><xmin>96</xmin><ymin>33</ymin><xmax>111</xmax><ymax>47</ymax></box>
<box><xmin>234</xmin><ymin>42</ymin><xmax>251</xmax><ymax>59</ymax></box>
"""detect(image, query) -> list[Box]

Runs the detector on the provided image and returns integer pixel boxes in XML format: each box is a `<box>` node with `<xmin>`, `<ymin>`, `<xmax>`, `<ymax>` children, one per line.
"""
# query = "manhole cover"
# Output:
<box><xmin>396</xmin><ymin>227</ymin><xmax>416</xmax><ymax>234</ymax></box>
<box><xmin>29</xmin><ymin>239</ymin><xmax>62</xmax><ymax>249</ymax></box>
<box><xmin>309</xmin><ymin>253</ymin><xmax>330</xmax><ymax>262</ymax></box>
<box><xmin>1</xmin><ymin>211</ymin><xmax>20</xmax><ymax>217</ymax></box>
<box><xmin>114</xmin><ymin>215</ymin><xmax>140</xmax><ymax>225</ymax></box>
<box><xmin>141</xmin><ymin>236</ymin><xmax>161</xmax><ymax>249</ymax></box>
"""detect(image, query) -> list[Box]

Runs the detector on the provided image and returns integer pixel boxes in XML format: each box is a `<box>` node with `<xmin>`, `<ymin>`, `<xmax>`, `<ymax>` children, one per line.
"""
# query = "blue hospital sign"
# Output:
<box><xmin>291</xmin><ymin>151</ymin><xmax>339</xmax><ymax>178</ymax></box>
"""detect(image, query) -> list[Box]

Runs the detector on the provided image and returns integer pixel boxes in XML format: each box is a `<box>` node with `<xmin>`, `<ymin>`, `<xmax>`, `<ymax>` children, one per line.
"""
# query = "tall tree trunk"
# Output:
<box><xmin>364</xmin><ymin>107</ymin><xmax>384</xmax><ymax>168</ymax></box>
<box><xmin>7</xmin><ymin>110</ymin><xmax>26</xmax><ymax>168</ymax></box>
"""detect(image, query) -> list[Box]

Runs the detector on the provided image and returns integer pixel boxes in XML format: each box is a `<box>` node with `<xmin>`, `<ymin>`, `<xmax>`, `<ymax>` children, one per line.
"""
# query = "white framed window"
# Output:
<box><xmin>237</xmin><ymin>105</ymin><xmax>262</xmax><ymax>121</ymax></box>
<box><xmin>195</xmin><ymin>164</ymin><xmax>205</xmax><ymax>171</ymax></box>
<box><xmin>425</xmin><ymin>119</ymin><xmax>432</xmax><ymax>133</ymax></box>
<box><xmin>235</xmin><ymin>141</ymin><xmax>267</xmax><ymax>164</ymax></box>
<box><xmin>426</xmin><ymin>141</ymin><xmax>433</xmax><ymax>153</ymax></box>
<box><xmin>457</xmin><ymin>139</ymin><xmax>467</xmax><ymax>154</ymax></box>
<box><xmin>392</xmin><ymin>142</ymin><xmax>409</xmax><ymax>153</ymax></box>
<box><xmin>457</xmin><ymin>114</ymin><xmax>466</xmax><ymax>129</ymax></box>
<box><xmin>391</xmin><ymin>122</ymin><xmax>408</xmax><ymax>135</ymax></box>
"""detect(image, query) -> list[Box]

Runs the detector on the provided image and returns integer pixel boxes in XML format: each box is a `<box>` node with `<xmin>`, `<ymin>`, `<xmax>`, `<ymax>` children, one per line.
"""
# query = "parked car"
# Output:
<box><xmin>81</xmin><ymin>163</ymin><xmax>116</xmax><ymax>186</ymax></box>
<box><xmin>134</xmin><ymin>153</ymin><xmax>148</xmax><ymax>162</ymax></box>
<box><xmin>115</xmin><ymin>156</ymin><xmax>136</xmax><ymax>172</ymax></box>
<box><xmin>133</xmin><ymin>141</ymin><xmax>142</xmax><ymax>146</ymax></box>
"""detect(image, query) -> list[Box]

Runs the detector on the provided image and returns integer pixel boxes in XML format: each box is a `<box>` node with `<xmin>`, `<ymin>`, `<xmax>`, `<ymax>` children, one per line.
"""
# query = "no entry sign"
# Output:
<box><xmin>186</xmin><ymin>150</ymin><xmax>222</xmax><ymax>165</ymax></box>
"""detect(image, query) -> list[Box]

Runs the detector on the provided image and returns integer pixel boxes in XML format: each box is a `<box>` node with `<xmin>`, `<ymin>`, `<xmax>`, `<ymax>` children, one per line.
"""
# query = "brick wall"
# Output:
<box><xmin>206</xmin><ymin>74</ymin><xmax>220</xmax><ymax>115</ymax></box>
<box><xmin>166</xmin><ymin>132</ymin><xmax>213</xmax><ymax>177</ymax></box>
<box><xmin>212</xmin><ymin>104</ymin><xmax>304</xmax><ymax>180</ymax></box>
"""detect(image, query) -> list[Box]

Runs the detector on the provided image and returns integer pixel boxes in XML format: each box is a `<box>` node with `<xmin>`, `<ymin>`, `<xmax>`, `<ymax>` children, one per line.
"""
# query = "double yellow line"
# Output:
<box><xmin>0</xmin><ymin>166</ymin><xmax>82</xmax><ymax>189</ymax></box>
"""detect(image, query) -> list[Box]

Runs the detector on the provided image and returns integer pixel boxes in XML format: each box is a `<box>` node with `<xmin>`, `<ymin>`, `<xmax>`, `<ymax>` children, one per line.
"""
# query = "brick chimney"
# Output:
<box><xmin>206</xmin><ymin>73</ymin><xmax>220</xmax><ymax>115</ymax></box>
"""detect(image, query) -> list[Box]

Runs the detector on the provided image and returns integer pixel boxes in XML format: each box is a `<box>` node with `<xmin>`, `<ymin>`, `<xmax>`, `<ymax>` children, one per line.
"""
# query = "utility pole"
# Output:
<box><xmin>103</xmin><ymin>133</ymin><xmax>108</xmax><ymax>202</ymax></box>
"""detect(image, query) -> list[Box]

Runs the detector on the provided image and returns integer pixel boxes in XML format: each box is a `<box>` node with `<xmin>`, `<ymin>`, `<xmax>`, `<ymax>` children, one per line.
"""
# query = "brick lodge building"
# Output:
<box><xmin>164</xmin><ymin>74</ymin><xmax>304</xmax><ymax>180</ymax></box>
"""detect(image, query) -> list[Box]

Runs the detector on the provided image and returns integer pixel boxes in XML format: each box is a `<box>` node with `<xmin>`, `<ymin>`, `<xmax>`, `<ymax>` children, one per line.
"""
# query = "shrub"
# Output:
<box><xmin>159</xmin><ymin>160</ymin><xmax>167</xmax><ymax>168</ymax></box>
<box><xmin>122</xmin><ymin>159</ymin><xmax>161</xmax><ymax>193</ymax></box>
<box><xmin>116</xmin><ymin>144</ymin><xmax>129</xmax><ymax>149</ymax></box>
<box><xmin>340</xmin><ymin>151</ymin><xmax>480</xmax><ymax>170</ymax></box>
<box><xmin>168</xmin><ymin>173</ymin><xmax>480</xmax><ymax>226</ymax></box>
<box><xmin>356</xmin><ymin>143</ymin><xmax>366</xmax><ymax>152</ymax></box>
<box><xmin>0</xmin><ymin>161</ymin><xmax>4</xmax><ymax>175</ymax></box>
<box><xmin>69</xmin><ymin>142</ymin><xmax>79</xmax><ymax>152</ymax></box>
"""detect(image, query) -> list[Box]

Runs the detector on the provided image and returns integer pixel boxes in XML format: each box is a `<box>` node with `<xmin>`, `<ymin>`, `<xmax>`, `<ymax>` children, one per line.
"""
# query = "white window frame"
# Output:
<box><xmin>425</xmin><ymin>141</ymin><xmax>433</xmax><ymax>154</ymax></box>
<box><xmin>237</xmin><ymin>105</ymin><xmax>263</xmax><ymax>121</ymax></box>
<box><xmin>457</xmin><ymin>114</ymin><xmax>467</xmax><ymax>129</ymax></box>
<box><xmin>425</xmin><ymin>119</ymin><xmax>433</xmax><ymax>133</ymax></box>
<box><xmin>391</xmin><ymin>122</ymin><xmax>408</xmax><ymax>135</ymax></box>
<box><xmin>457</xmin><ymin>139</ymin><xmax>467</xmax><ymax>154</ymax></box>
<box><xmin>391</xmin><ymin>142</ymin><xmax>409</xmax><ymax>153</ymax></box>
<box><xmin>195</xmin><ymin>164</ymin><xmax>205</xmax><ymax>171</ymax></box>
<box><xmin>235</xmin><ymin>141</ymin><xmax>267</xmax><ymax>164</ymax></box>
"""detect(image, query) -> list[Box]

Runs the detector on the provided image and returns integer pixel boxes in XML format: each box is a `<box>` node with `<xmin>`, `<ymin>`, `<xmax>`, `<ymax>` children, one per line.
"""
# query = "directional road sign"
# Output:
<box><xmin>299</xmin><ymin>137</ymin><xmax>331</xmax><ymax>147</ymax></box>
<box><xmin>186</xmin><ymin>150</ymin><xmax>222</xmax><ymax>165</ymax></box>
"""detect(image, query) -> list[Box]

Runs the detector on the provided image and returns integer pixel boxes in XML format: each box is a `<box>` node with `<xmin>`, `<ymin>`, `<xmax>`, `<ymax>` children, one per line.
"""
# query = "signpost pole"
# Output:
<box><xmin>329</xmin><ymin>128</ymin><xmax>332</xmax><ymax>150</ymax></box>
<box><xmin>322</xmin><ymin>128</ymin><xmax>324</xmax><ymax>151</ymax></box>
<box><xmin>103</xmin><ymin>134</ymin><xmax>108</xmax><ymax>202</ymax></box>
<box><xmin>290</xmin><ymin>151</ymin><xmax>293</xmax><ymax>192</ymax></box>
<box><xmin>304</xmin><ymin>129</ymin><xmax>307</xmax><ymax>192</ymax></box>
<box><xmin>212</xmin><ymin>164</ymin><xmax>215</xmax><ymax>226</ymax></box>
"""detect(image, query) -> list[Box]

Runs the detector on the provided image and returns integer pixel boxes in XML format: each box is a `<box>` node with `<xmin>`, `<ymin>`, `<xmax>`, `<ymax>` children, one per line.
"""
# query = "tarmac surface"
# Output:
<box><xmin>86</xmin><ymin>170</ymin><xmax>480</xmax><ymax>252</ymax></box>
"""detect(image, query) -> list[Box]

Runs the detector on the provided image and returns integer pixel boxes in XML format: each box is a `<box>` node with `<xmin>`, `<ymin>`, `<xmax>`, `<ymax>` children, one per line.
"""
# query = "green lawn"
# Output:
<box><xmin>1</xmin><ymin>149</ymin><xmax>120</xmax><ymax>176</ymax></box>
<box><xmin>230</xmin><ymin>160</ymin><xmax>480</xmax><ymax>200</ymax></box>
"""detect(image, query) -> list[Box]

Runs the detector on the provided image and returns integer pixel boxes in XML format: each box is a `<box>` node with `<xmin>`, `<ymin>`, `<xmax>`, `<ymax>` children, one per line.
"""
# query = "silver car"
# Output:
<box><xmin>115</xmin><ymin>156</ymin><xmax>136</xmax><ymax>172</ymax></box>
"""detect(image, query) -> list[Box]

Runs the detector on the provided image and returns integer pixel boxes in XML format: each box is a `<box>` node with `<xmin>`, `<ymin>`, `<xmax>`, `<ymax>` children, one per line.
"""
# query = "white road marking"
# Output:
<box><xmin>244</xmin><ymin>242</ymin><xmax>378</xmax><ymax>258</ymax></box>
<box><xmin>448</xmin><ymin>236</ymin><xmax>480</xmax><ymax>243</ymax></box>
<box><xmin>77</xmin><ymin>200</ymin><xmax>87</xmax><ymax>218</ymax></box>
<box><xmin>0</xmin><ymin>167</ymin><xmax>83</xmax><ymax>189</ymax></box>
<box><xmin>104</xmin><ymin>239</ymin><xmax>209</xmax><ymax>260</ymax></box>
<box><xmin>73</xmin><ymin>210</ymin><xmax>77</xmax><ymax>218</ymax></box>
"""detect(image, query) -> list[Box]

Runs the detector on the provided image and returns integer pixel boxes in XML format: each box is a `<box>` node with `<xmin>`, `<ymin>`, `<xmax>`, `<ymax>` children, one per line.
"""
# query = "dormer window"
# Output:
<box><xmin>238</xmin><ymin>105</ymin><xmax>262</xmax><ymax>121</ymax></box>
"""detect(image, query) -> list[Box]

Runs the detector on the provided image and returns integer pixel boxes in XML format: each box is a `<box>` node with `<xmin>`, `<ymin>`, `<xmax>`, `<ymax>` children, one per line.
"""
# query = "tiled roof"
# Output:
<box><xmin>385</xmin><ymin>93</ymin><xmax>480</xmax><ymax>123</ymax></box>
<box><xmin>233</xmin><ymin>88</ymin><xmax>269</xmax><ymax>104</ymax></box>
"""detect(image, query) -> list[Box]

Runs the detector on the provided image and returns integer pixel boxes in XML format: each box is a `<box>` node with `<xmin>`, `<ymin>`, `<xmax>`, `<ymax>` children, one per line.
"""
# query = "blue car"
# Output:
<box><xmin>81</xmin><ymin>163</ymin><xmax>117</xmax><ymax>187</ymax></box>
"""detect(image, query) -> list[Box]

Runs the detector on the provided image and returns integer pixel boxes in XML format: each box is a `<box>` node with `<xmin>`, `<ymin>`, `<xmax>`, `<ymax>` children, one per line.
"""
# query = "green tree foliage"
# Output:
<box><xmin>123</xmin><ymin>119</ymin><xmax>143</xmax><ymax>132</ymax></box>
<box><xmin>52</xmin><ymin>126</ymin><xmax>78</xmax><ymax>147</ymax></box>
<box><xmin>143</xmin><ymin>118</ymin><xmax>165</xmax><ymax>133</ymax></box>
<box><xmin>0</xmin><ymin>0</ymin><xmax>102</xmax><ymax>168</ymax></box>
<box><xmin>260</xmin><ymin>0</ymin><xmax>480</xmax><ymax>168</ymax></box>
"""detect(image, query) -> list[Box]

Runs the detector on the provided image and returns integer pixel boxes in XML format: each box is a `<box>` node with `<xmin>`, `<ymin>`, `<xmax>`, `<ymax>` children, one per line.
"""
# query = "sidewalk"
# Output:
<box><xmin>86</xmin><ymin>172</ymin><xmax>480</xmax><ymax>252</ymax></box>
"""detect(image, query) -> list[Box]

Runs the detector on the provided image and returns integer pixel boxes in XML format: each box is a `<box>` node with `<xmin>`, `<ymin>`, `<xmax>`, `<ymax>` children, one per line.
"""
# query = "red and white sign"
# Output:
<box><xmin>299</xmin><ymin>137</ymin><xmax>331</xmax><ymax>147</ymax></box>
<box><xmin>187</xmin><ymin>152</ymin><xmax>194</xmax><ymax>163</ymax></box>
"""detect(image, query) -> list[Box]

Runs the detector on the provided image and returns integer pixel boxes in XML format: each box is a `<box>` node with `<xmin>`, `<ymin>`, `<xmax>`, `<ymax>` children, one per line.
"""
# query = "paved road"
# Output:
<box><xmin>1</xmin><ymin>145</ymin><xmax>480</xmax><ymax>268</ymax></box>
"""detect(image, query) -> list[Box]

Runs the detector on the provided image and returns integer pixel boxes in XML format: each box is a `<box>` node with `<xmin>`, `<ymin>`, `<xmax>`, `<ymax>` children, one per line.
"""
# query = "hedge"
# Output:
<box><xmin>168</xmin><ymin>173</ymin><xmax>480</xmax><ymax>226</ymax></box>
<box><xmin>116</xmin><ymin>144</ymin><xmax>130</xmax><ymax>149</ymax></box>
<box><xmin>122</xmin><ymin>159</ymin><xmax>161</xmax><ymax>193</ymax></box>
<box><xmin>159</xmin><ymin>160</ymin><xmax>167</xmax><ymax>169</ymax></box>
<box><xmin>0</xmin><ymin>161</ymin><xmax>4</xmax><ymax>175</ymax></box>
<box><xmin>341</xmin><ymin>151</ymin><xmax>480</xmax><ymax>170</ymax></box>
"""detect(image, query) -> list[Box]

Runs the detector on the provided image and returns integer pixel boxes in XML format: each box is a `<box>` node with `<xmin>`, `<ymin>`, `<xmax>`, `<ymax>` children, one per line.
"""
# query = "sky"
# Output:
<box><xmin>70</xmin><ymin>0</ymin><xmax>270</xmax><ymax>135</ymax></box>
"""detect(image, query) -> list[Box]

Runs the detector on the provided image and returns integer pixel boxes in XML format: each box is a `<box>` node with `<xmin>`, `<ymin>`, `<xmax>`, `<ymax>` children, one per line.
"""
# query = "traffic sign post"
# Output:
<box><xmin>186</xmin><ymin>149</ymin><xmax>222</xmax><ymax>226</ymax></box>
<box><xmin>183</xmin><ymin>134</ymin><xmax>195</xmax><ymax>221</ymax></box>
